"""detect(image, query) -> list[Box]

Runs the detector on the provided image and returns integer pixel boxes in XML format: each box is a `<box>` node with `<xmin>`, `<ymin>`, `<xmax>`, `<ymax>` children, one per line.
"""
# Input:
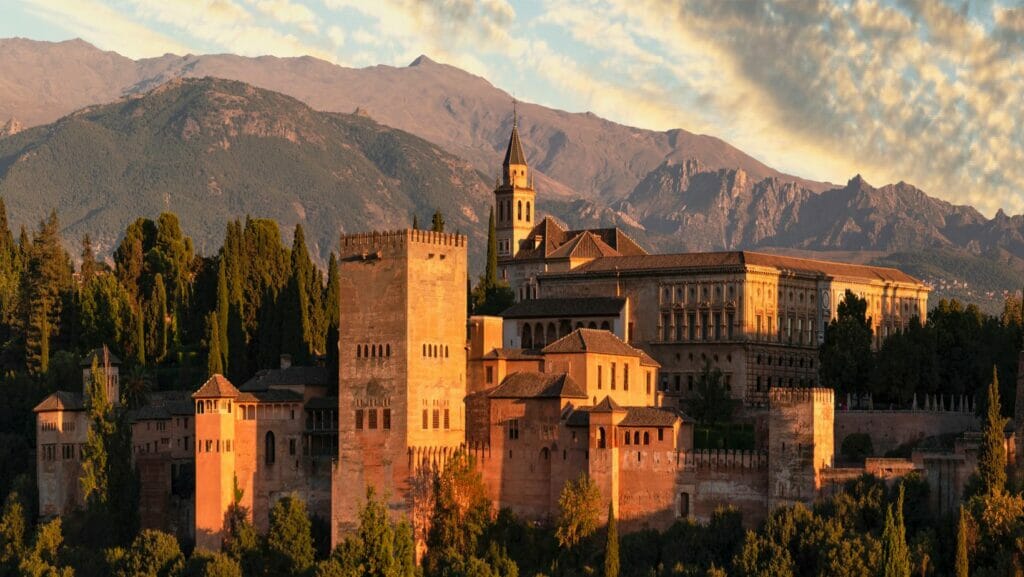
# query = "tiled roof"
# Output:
<box><xmin>619</xmin><ymin>407</ymin><xmax>680</xmax><ymax>427</ymax></box>
<box><xmin>566</xmin><ymin>251</ymin><xmax>922</xmax><ymax>284</ymax></box>
<box><xmin>236</xmin><ymin>389</ymin><xmax>304</xmax><ymax>403</ymax></box>
<box><xmin>240</xmin><ymin>366</ymin><xmax>332</xmax><ymax>392</ymax></box>
<box><xmin>192</xmin><ymin>375</ymin><xmax>239</xmax><ymax>398</ymax></box>
<box><xmin>547</xmin><ymin>232</ymin><xmax>621</xmax><ymax>260</ymax></box>
<box><xmin>481</xmin><ymin>348</ymin><xmax>545</xmax><ymax>361</ymax></box>
<box><xmin>542</xmin><ymin>328</ymin><xmax>642</xmax><ymax>358</ymax></box>
<box><xmin>638</xmin><ymin>351</ymin><xmax>661</xmax><ymax>367</ymax></box>
<box><xmin>80</xmin><ymin>347</ymin><xmax>121</xmax><ymax>367</ymax></box>
<box><xmin>33</xmin><ymin>391</ymin><xmax>84</xmax><ymax>413</ymax></box>
<box><xmin>564</xmin><ymin>228</ymin><xmax>648</xmax><ymax>257</ymax></box>
<box><xmin>512</xmin><ymin>217</ymin><xmax>568</xmax><ymax>261</ymax></box>
<box><xmin>501</xmin><ymin>297</ymin><xmax>625</xmax><ymax>319</ymax></box>
<box><xmin>592</xmin><ymin>396</ymin><xmax>624</xmax><ymax>412</ymax></box>
<box><xmin>489</xmin><ymin>372</ymin><xmax>588</xmax><ymax>399</ymax></box>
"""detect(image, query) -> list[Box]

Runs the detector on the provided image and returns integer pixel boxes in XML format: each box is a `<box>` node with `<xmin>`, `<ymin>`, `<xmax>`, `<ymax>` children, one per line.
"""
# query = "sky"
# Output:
<box><xmin>3</xmin><ymin>0</ymin><xmax>1024</xmax><ymax>217</ymax></box>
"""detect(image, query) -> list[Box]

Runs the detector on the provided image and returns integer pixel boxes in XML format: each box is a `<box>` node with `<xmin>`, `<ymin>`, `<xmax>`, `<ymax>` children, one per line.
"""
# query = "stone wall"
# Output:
<box><xmin>834</xmin><ymin>409</ymin><xmax>978</xmax><ymax>456</ymax></box>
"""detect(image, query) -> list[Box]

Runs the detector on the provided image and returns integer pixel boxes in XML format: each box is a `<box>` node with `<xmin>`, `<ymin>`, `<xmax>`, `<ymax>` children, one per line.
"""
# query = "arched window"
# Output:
<box><xmin>265</xmin><ymin>431</ymin><xmax>276</xmax><ymax>466</ymax></box>
<box><xmin>625</xmin><ymin>432</ymin><xmax>631</xmax><ymax>445</ymax></box>
<box><xmin>444</xmin><ymin>346</ymin><xmax>449</xmax><ymax>358</ymax></box>
<box><xmin>357</xmin><ymin>345</ymin><xmax>362</xmax><ymax>358</ymax></box>
<box><xmin>600</xmin><ymin>321</ymin><xmax>611</xmax><ymax>331</ymax></box>
<box><xmin>196</xmin><ymin>401</ymin><xmax>205</xmax><ymax>414</ymax></box>
<box><xmin>541</xmin><ymin>447</ymin><xmax>549</xmax><ymax>460</ymax></box>
<box><xmin>499</xmin><ymin>201</ymin><xmax>504</xmax><ymax>222</ymax></box>
<box><xmin>386</xmin><ymin>344</ymin><xmax>391</xmax><ymax>357</ymax></box>
<box><xmin>546</xmin><ymin>323</ymin><xmax>557</xmax><ymax>345</ymax></box>
<box><xmin>522</xmin><ymin>324</ymin><xmax>533</xmax><ymax>348</ymax></box>
<box><xmin>422</xmin><ymin>344</ymin><xmax>427</xmax><ymax>356</ymax></box>
<box><xmin>588</xmin><ymin>322</ymin><xmax>597</xmax><ymax>329</ymax></box>
<box><xmin>633</xmin><ymin>431</ymin><xmax>640</xmax><ymax>445</ymax></box>
<box><xmin>643</xmin><ymin>432</ymin><xmax>650</xmax><ymax>445</ymax></box>
<box><xmin>598</xmin><ymin>427</ymin><xmax>607</xmax><ymax>449</ymax></box>
<box><xmin>526</xmin><ymin>201</ymin><xmax>531</xmax><ymax>222</ymax></box>
<box><xmin>535</xmin><ymin>322</ymin><xmax>545</xmax><ymax>347</ymax></box>
<box><xmin>517</xmin><ymin>200</ymin><xmax>522</xmax><ymax>221</ymax></box>
<box><xmin>371</xmin><ymin>345</ymin><xmax>376</xmax><ymax>358</ymax></box>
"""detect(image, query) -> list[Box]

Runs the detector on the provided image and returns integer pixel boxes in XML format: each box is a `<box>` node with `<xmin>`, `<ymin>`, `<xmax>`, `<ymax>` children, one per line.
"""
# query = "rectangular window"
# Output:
<box><xmin>624</xmin><ymin>364</ymin><xmax>629</xmax><ymax>391</ymax></box>
<box><xmin>797</xmin><ymin>318</ymin><xmax>803</xmax><ymax>344</ymax></box>
<box><xmin>486</xmin><ymin>366</ymin><xmax>494</xmax><ymax>384</ymax></box>
<box><xmin>383</xmin><ymin>409</ymin><xmax>391</xmax><ymax>430</ymax></box>
<box><xmin>674</xmin><ymin>374</ymin><xmax>681</xmax><ymax>392</ymax></box>
<box><xmin>658</xmin><ymin>428</ymin><xmax>664</xmax><ymax>441</ymax></box>
<box><xmin>432</xmin><ymin>409</ymin><xmax>440</xmax><ymax>429</ymax></box>
<box><xmin>289</xmin><ymin>439</ymin><xmax>296</xmax><ymax>455</ymax></box>
<box><xmin>701</xmin><ymin>312</ymin><xmax>710</xmax><ymax>341</ymax></box>
<box><xmin>662</xmin><ymin>313</ymin><xmax>671</xmax><ymax>341</ymax></box>
<box><xmin>674</xmin><ymin>312</ymin><xmax>684</xmax><ymax>341</ymax></box>
<box><xmin>444</xmin><ymin>409</ymin><xmax>450</xmax><ymax>430</ymax></box>
<box><xmin>787</xmin><ymin>316</ymin><xmax>793</xmax><ymax>341</ymax></box>
<box><xmin>713</xmin><ymin>312</ymin><xmax>721</xmax><ymax>340</ymax></box>
<box><xmin>680</xmin><ymin>493</ymin><xmax>690</xmax><ymax>518</ymax></box>
<box><xmin>756</xmin><ymin>314</ymin><xmax>762</xmax><ymax>339</ymax></box>
<box><xmin>508</xmin><ymin>419</ymin><xmax>519</xmax><ymax>440</ymax></box>
<box><xmin>725</xmin><ymin>375</ymin><xmax>732</xmax><ymax>392</ymax></box>
<box><xmin>598</xmin><ymin>365</ymin><xmax>603</xmax><ymax>389</ymax></box>
<box><xmin>611</xmin><ymin>363</ymin><xmax>617</xmax><ymax>390</ymax></box>
<box><xmin>768</xmin><ymin>315</ymin><xmax>774</xmax><ymax>341</ymax></box>
<box><xmin>687</xmin><ymin>375</ymin><xmax>694</xmax><ymax>391</ymax></box>
<box><xmin>368</xmin><ymin>409</ymin><xmax>377</xmax><ymax>430</ymax></box>
<box><xmin>355</xmin><ymin>409</ymin><xmax>364</xmax><ymax>430</ymax></box>
<box><xmin>646</xmin><ymin>371</ymin><xmax>652</xmax><ymax>394</ymax></box>
<box><xmin>422</xmin><ymin>409</ymin><xmax>428</xmax><ymax>430</ymax></box>
<box><xmin>727</xmin><ymin>313</ymin><xmax>735</xmax><ymax>340</ymax></box>
<box><xmin>688</xmin><ymin>313</ymin><xmax>696</xmax><ymax>341</ymax></box>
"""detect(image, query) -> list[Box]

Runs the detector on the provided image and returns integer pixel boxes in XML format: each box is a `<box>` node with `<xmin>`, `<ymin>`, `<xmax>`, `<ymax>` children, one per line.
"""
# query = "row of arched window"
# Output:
<box><xmin>498</xmin><ymin>199</ymin><xmax>531</xmax><ymax>224</ymax></box>
<box><xmin>521</xmin><ymin>320</ymin><xmax>611</xmax><ymax>349</ymax></box>
<box><xmin>196</xmin><ymin>399</ymin><xmax>231</xmax><ymax>414</ymax></box>
<box><xmin>422</xmin><ymin>344</ymin><xmax>449</xmax><ymax>358</ymax></box>
<box><xmin>197</xmin><ymin>438</ymin><xmax>232</xmax><ymax>453</ymax></box>
<box><xmin>357</xmin><ymin>344</ymin><xmax>391</xmax><ymax>359</ymax></box>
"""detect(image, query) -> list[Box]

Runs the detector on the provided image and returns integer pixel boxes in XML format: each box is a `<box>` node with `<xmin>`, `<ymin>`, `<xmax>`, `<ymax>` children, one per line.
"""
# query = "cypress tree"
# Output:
<box><xmin>217</xmin><ymin>258</ymin><xmax>230</xmax><ymax>372</ymax></box>
<box><xmin>485</xmin><ymin>207</ymin><xmax>498</xmax><ymax>288</ymax></box>
<box><xmin>882</xmin><ymin>485</ymin><xmax>911</xmax><ymax>577</ymax></box>
<box><xmin>147</xmin><ymin>274</ymin><xmax>168</xmax><ymax>363</ymax></box>
<box><xmin>604</xmin><ymin>502</ymin><xmax>619</xmax><ymax>577</ymax></box>
<box><xmin>22</xmin><ymin>210</ymin><xmax>72</xmax><ymax>374</ymax></box>
<box><xmin>412</xmin><ymin>214</ymin><xmax>420</xmax><ymax>230</ymax></box>
<box><xmin>956</xmin><ymin>506</ymin><xmax>969</xmax><ymax>577</ymax></box>
<box><xmin>80</xmin><ymin>233</ymin><xmax>97</xmax><ymax>285</ymax></box>
<box><xmin>977</xmin><ymin>366</ymin><xmax>1007</xmax><ymax>495</ymax></box>
<box><xmin>431</xmin><ymin>210</ymin><xmax>445</xmax><ymax>232</ymax></box>
<box><xmin>135</xmin><ymin>303</ymin><xmax>146</xmax><ymax>366</ymax></box>
<box><xmin>81</xmin><ymin>357</ymin><xmax>113</xmax><ymax>505</ymax></box>
<box><xmin>207</xmin><ymin>313</ymin><xmax>224</xmax><ymax>377</ymax></box>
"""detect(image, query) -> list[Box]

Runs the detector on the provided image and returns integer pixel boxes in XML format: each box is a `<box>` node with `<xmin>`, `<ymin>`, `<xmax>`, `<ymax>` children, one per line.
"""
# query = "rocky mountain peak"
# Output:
<box><xmin>0</xmin><ymin>118</ymin><xmax>22</xmax><ymax>137</ymax></box>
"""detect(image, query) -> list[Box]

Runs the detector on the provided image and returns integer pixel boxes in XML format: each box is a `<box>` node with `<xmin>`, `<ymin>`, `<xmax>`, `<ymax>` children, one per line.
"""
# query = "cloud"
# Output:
<box><xmin>248</xmin><ymin>0</ymin><xmax>320</xmax><ymax>35</ymax></box>
<box><xmin>21</xmin><ymin>0</ymin><xmax>193</xmax><ymax>57</ymax></box>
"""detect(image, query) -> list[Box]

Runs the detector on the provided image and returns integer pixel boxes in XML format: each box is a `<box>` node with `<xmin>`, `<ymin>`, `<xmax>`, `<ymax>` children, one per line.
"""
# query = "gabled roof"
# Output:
<box><xmin>80</xmin><ymin>347</ymin><xmax>121</xmax><ymax>367</ymax></box>
<box><xmin>592</xmin><ymin>396</ymin><xmax>624</xmax><ymax>413</ymax></box>
<box><xmin>481</xmin><ymin>348</ymin><xmax>545</xmax><ymax>361</ymax></box>
<box><xmin>564</xmin><ymin>251</ymin><xmax>922</xmax><ymax>284</ymax></box>
<box><xmin>547</xmin><ymin>231</ymin><xmax>621</xmax><ymax>260</ymax></box>
<box><xmin>34</xmin><ymin>391</ymin><xmax>84</xmax><ymax>413</ymax></box>
<box><xmin>192</xmin><ymin>374</ymin><xmax>239</xmax><ymax>399</ymax></box>
<box><xmin>503</xmin><ymin>124</ymin><xmax>527</xmax><ymax>167</ymax></box>
<box><xmin>564</xmin><ymin>228</ymin><xmax>648</xmax><ymax>257</ymax></box>
<box><xmin>501</xmin><ymin>297</ymin><xmax>625</xmax><ymax>319</ymax></box>
<box><xmin>619</xmin><ymin>407</ymin><xmax>680</xmax><ymax>427</ymax></box>
<box><xmin>542</xmin><ymin>328</ymin><xmax>643</xmax><ymax>358</ymax></box>
<box><xmin>240</xmin><ymin>366</ymin><xmax>331</xmax><ymax>392</ymax></box>
<box><xmin>489</xmin><ymin>372</ymin><xmax>587</xmax><ymax>399</ymax></box>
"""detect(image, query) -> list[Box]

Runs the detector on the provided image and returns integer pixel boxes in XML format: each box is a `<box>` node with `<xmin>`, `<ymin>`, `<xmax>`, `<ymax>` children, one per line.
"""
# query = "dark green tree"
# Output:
<box><xmin>431</xmin><ymin>210</ymin><xmax>445</xmax><ymax>233</ymax></box>
<box><xmin>973</xmin><ymin>366</ymin><xmax>1008</xmax><ymax>496</ymax></box>
<box><xmin>689</xmin><ymin>359</ymin><xmax>733</xmax><ymax>427</ymax></box>
<box><xmin>556</xmin><ymin>474</ymin><xmax>602</xmax><ymax>551</ymax></box>
<box><xmin>603</xmin><ymin>502</ymin><xmax>619</xmax><ymax>577</ymax></box>
<box><xmin>820</xmin><ymin>289</ymin><xmax>874</xmax><ymax>395</ymax></box>
<box><xmin>146</xmin><ymin>273</ymin><xmax>169</xmax><ymax>363</ymax></box>
<box><xmin>216</xmin><ymin>259</ymin><xmax>230</xmax><ymax>373</ymax></box>
<box><xmin>207</xmin><ymin>313</ymin><xmax>224</xmax><ymax>377</ymax></box>
<box><xmin>955</xmin><ymin>506</ymin><xmax>969</xmax><ymax>577</ymax></box>
<box><xmin>20</xmin><ymin>210</ymin><xmax>73</xmax><ymax>374</ymax></box>
<box><xmin>183</xmin><ymin>550</ymin><xmax>242</xmax><ymax>577</ymax></box>
<box><xmin>485</xmin><ymin>208</ymin><xmax>498</xmax><ymax>288</ymax></box>
<box><xmin>222</xmin><ymin>481</ymin><xmax>262</xmax><ymax>577</ymax></box>
<box><xmin>80</xmin><ymin>357</ymin><xmax>114</xmax><ymax>506</ymax></box>
<box><xmin>266</xmin><ymin>493</ymin><xmax>315</xmax><ymax>577</ymax></box>
<box><xmin>880</xmin><ymin>485</ymin><xmax>910</xmax><ymax>577</ymax></box>
<box><xmin>114</xmin><ymin>529</ymin><xmax>185</xmax><ymax>577</ymax></box>
<box><xmin>80</xmin><ymin>233</ymin><xmax>98</xmax><ymax>285</ymax></box>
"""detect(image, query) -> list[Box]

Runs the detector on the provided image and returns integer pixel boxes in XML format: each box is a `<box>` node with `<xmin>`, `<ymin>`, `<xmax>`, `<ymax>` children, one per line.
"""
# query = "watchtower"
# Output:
<box><xmin>768</xmin><ymin>387</ymin><xmax>834</xmax><ymax>509</ymax></box>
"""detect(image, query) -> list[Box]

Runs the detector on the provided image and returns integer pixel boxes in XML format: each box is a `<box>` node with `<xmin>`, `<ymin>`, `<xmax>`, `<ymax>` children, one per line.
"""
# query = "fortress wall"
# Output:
<box><xmin>835</xmin><ymin>410</ymin><xmax>978</xmax><ymax>455</ymax></box>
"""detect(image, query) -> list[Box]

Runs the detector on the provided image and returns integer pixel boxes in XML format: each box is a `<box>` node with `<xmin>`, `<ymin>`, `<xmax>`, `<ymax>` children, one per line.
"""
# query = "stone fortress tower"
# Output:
<box><xmin>331</xmin><ymin>229</ymin><xmax>468</xmax><ymax>543</ymax></box>
<box><xmin>768</xmin><ymin>387</ymin><xmax>835</xmax><ymax>509</ymax></box>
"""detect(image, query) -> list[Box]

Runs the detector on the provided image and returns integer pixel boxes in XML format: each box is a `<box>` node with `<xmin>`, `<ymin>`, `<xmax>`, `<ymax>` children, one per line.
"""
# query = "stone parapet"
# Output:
<box><xmin>339</xmin><ymin>229</ymin><xmax>467</xmax><ymax>250</ymax></box>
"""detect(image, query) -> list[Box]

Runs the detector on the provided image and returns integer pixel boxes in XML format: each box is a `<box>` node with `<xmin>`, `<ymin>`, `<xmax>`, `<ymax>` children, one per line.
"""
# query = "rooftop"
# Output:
<box><xmin>501</xmin><ymin>297</ymin><xmax>626</xmax><ymax>319</ymax></box>
<box><xmin>33</xmin><ymin>391</ymin><xmax>84</xmax><ymax>413</ymax></box>
<box><xmin>542</xmin><ymin>328</ymin><xmax>647</xmax><ymax>359</ymax></box>
<box><xmin>489</xmin><ymin>372</ymin><xmax>587</xmax><ymax>399</ymax></box>
<box><xmin>192</xmin><ymin>374</ymin><xmax>239</xmax><ymax>399</ymax></box>
<box><xmin>240</xmin><ymin>366</ymin><xmax>332</xmax><ymax>392</ymax></box>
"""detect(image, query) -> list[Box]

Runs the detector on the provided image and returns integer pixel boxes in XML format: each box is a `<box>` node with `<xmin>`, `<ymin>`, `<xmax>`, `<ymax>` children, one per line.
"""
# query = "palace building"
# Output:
<box><xmin>36</xmin><ymin>120</ymin><xmax>988</xmax><ymax>548</ymax></box>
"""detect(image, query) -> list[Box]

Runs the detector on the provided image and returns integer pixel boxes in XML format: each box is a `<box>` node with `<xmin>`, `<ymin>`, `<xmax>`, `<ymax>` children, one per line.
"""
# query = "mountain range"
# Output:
<box><xmin>1</xmin><ymin>38</ymin><xmax>1023</xmax><ymax>309</ymax></box>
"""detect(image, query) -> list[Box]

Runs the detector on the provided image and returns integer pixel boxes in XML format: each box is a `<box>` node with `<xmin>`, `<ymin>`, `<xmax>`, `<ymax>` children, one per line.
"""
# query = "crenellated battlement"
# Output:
<box><xmin>769</xmin><ymin>387</ymin><xmax>834</xmax><ymax>405</ymax></box>
<box><xmin>339</xmin><ymin>229</ymin><xmax>467</xmax><ymax>250</ymax></box>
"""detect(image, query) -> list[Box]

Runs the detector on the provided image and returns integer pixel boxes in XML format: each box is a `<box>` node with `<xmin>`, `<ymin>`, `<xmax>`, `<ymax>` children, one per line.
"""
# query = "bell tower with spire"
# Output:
<box><xmin>494</xmin><ymin>104</ymin><xmax>536</xmax><ymax>267</ymax></box>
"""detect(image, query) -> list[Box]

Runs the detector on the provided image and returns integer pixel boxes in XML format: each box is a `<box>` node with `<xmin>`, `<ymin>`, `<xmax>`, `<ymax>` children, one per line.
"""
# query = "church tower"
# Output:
<box><xmin>494</xmin><ymin>112</ymin><xmax>536</xmax><ymax>267</ymax></box>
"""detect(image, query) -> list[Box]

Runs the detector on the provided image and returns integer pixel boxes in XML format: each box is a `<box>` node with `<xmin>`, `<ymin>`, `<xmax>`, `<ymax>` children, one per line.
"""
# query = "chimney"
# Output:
<box><xmin>280</xmin><ymin>354</ymin><xmax>293</xmax><ymax>369</ymax></box>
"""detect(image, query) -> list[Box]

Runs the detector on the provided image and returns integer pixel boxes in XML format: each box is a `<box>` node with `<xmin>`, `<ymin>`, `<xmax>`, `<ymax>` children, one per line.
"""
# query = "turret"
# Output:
<box><xmin>494</xmin><ymin>112</ymin><xmax>536</xmax><ymax>263</ymax></box>
<box><xmin>192</xmin><ymin>374</ymin><xmax>239</xmax><ymax>550</ymax></box>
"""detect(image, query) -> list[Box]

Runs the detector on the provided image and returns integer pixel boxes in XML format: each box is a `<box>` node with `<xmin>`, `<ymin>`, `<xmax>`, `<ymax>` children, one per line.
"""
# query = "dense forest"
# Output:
<box><xmin>0</xmin><ymin>199</ymin><xmax>1023</xmax><ymax>576</ymax></box>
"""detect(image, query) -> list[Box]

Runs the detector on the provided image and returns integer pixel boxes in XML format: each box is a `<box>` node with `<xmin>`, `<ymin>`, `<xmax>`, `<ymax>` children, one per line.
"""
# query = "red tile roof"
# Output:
<box><xmin>192</xmin><ymin>374</ymin><xmax>239</xmax><ymax>398</ymax></box>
